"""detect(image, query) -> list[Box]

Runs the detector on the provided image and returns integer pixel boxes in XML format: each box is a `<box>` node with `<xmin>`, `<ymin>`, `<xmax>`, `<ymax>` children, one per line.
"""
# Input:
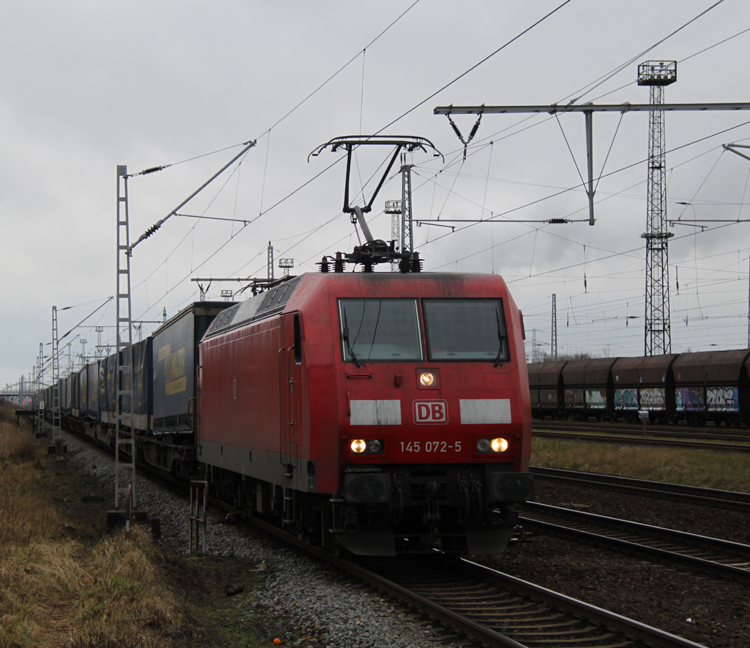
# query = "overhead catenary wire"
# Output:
<box><xmin>134</xmin><ymin>0</ymin><xmax>729</xmax><ymax>289</ymax></box>
<box><xmin>424</xmin><ymin>148</ymin><xmax>715</xmax><ymax>270</ymax></box>
<box><xmin>376</xmin><ymin>0</ymin><xmax>574</xmax><ymax>135</ymax></box>
<box><xmin>119</xmin><ymin>3</ymin><xmax>750</xmax><ymax>350</ymax></box>
<box><xmin>124</xmin><ymin>3</ymin><xmax>425</xmax><ymax>314</ymax></box>
<box><xmin>129</xmin><ymin>140</ymin><xmax>257</xmax><ymax>254</ymax></box>
<box><xmin>441</xmin><ymin>4</ymin><xmax>746</xmax><ymax>171</ymax></box>
<box><xmin>58</xmin><ymin>297</ymin><xmax>114</xmax><ymax>342</ymax></box>
<box><xmin>560</xmin><ymin>0</ymin><xmax>727</xmax><ymax>105</ymax></box>
<box><xmin>300</xmin><ymin>119</ymin><xmax>749</xmax><ymax>275</ymax></box>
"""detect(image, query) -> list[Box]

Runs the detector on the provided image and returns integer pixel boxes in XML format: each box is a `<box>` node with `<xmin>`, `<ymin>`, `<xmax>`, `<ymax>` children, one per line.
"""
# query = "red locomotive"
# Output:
<box><xmin>197</xmin><ymin>271</ymin><xmax>534</xmax><ymax>555</ymax></box>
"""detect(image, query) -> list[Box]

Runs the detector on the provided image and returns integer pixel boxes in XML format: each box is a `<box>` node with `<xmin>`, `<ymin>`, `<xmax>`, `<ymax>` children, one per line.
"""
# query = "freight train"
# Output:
<box><xmin>40</xmin><ymin>270</ymin><xmax>535</xmax><ymax>556</ymax></box>
<box><xmin>527</xmin><ymin>349</ymin><xmax>750</xmax><ymax>426</ymax></box>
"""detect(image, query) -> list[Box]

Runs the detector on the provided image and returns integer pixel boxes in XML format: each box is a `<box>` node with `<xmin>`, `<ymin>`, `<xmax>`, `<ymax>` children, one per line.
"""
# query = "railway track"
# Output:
<box><xmin>347</xmin><ymin>555</ymin><xmax>706</xmax><ymax>648</ymax></box>
<box><xmin>247</xmin><ymin>515</ymin><xmax>706</xmax><ymax>648</ymax></box>
<box><xmin>532</xmin><ymin>428</ymin><xmax>750</xmax><ymax>453</ymax></box>
<box><xmin>530</xmin><ymin>466</ymin><xmax>750</xmax><ymax>512</ymax></box>
<box><xmin>534</xmin><ymin>419</ymin><xmax>750</xmax><ymax>443</ymax></box>
<box><xmin>520</xmin><ymin>502</ymin><xmax>750</xmax><ymax>582</ymax></box>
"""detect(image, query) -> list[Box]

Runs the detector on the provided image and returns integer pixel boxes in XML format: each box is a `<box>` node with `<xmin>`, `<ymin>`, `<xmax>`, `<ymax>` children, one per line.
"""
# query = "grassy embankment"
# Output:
<box><xmin>0</xmin><ymin>402</ymin><xmax>269</xmax><ymax>648</ymax></box>
<box><xmin>532</xmin><ymin>437</ymin><xmax>750</xmax><ymax>493</ymax></box>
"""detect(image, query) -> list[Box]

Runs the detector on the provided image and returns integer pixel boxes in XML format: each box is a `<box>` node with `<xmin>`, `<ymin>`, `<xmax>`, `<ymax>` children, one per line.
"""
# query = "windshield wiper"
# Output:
<box><xmin>494</xmin><ymin>306</ymin><xmax>506</xmax><ymax>367</ymax></box>
<box><xmin>343</xmin><ymin>310</ymin><xmax>363</xmax><ymax>368</ymax></box>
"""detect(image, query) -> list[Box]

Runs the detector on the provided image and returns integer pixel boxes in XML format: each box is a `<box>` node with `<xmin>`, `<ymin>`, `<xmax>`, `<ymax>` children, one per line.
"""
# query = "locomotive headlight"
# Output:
<box><xmin>351</xmin><ymin>439</ymin><xmax>367</xmax><ymax>454</ymax></box>
<box><xmin>491</xmin><ymin>437</ymin><xmax>509</xmax><ymax>453</ymax></box>
<box><xmin>419</xmin><ymin>371</ymin><xmax>436</xmax><ymax>387</ymax></box>
<box><xmin>349</xmin><ymin>439</ymin><xmax>385</xmax><ymax>455</ymax></box>
<box><xmin>416</xmin><ymin>368</ymin><xmax>440</xmax><ymax>389</ymax></box>
<box><xmin>477</xmin><ymin>437</ymin><xmax>510</xmax><ymax>453</ymax></box>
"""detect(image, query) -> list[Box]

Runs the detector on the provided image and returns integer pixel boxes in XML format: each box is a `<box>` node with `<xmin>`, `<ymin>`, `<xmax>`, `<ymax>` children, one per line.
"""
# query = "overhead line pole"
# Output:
<box><xmin>37</xmin><ymin>343</ymin><xmax>44</xmax><ymax>436</ymax></box>
<box><xmin>116</xmin><ymin>165</ymin><xmax>136</xmax><ymax>511</ymax></box>
<box><xmin>551</xmin><ymin>294</ymin><xmax>558</xmax><ymax>361</ymax></box>
<box><xmin>51</xmin><ymin>307</ymin><xmax>62</xmax><ymax>457</ymax></box>
<box><xmin>721</xmin><ymin>145</ymin><xmax>750</xmax><ymax>349</ymax></box>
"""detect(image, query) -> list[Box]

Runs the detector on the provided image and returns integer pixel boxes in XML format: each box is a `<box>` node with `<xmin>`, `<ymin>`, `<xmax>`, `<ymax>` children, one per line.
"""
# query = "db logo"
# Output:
<box><xmin>414</xmin><ymin>400</ymin><xmax>448</xmax><ymax>424</ymax></box>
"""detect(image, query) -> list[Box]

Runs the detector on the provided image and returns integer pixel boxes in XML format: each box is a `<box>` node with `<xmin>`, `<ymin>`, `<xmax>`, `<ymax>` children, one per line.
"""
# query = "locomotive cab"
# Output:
<box><xmin>328</xmin><ymin>277</ymin><xmax>534</xmax><ymax>555</ymax></box>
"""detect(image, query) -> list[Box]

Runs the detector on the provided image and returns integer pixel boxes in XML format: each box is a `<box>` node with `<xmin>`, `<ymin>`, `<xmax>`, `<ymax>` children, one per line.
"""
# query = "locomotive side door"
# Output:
<box><xmin>280</xmin><ymin>313</ymin><xmax>302</xmax><ymax>484</ymax></box>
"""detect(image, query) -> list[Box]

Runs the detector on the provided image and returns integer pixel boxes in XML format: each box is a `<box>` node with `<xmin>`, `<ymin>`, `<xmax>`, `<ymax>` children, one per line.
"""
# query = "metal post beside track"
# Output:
<box><xmin>639</xmin><ymin>409</ymin><xmax>649</xmax><ymax>436</ymax></box>
<box><xmin>189</xmin><ymin>480</ymin><xmax>209</xmax><ymax>554</ymax></box>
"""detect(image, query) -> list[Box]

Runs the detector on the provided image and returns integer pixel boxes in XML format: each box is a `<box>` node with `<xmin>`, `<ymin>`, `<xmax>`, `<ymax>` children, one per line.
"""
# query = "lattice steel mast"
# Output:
<box><xmin>400</xmin><ymin>154</ymin><xmax>414</xmax><ymax>260</ymax></box>
<box><xmin>267</xmin><ymin>241</ymin><xmax>274</xmax><ymax>280</ymax></box>
<box><xmin>116</xmin><ymin>165</ymin><xmax>136</xmax><ymax>509</ymax></box>
<box><xmin>551</xmin><ymin>294</ymin><xmax>558</xmax><ymax>361</ymax></box>
<box><xmin>37</xmin><ymin>343</ymin><xmax>44</xmax><ymax>437</ymax></box>
<box><xmin>385</xmin><ymin>200</ymin><xmax>401</xmax><ymax>272</ymax></box>
<box><xmin>639</xmin><ymin>61</ymin><xmax>676</xmax><ymax>356</ymax></box>
<box><xmin>51</xmin><ymin>307</ymin><xmax>62</xmax><ymax>455</ymax></box>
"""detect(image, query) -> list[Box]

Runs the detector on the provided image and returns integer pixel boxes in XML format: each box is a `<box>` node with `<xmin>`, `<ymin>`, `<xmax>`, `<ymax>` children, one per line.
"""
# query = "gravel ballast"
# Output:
<box><xmin>482</xmin><ymin>479</ymin><xmax>750</xmax><ymax>648</ymax></box>
<box><xmin>62</xmin><ymin>431</ymin><xmax>749</xmax><ymax>647</ymax></box>
<box><xmin>62</xmin><ymin>431</ymin><xmax>460</xmax><ymax>648</ymax></box>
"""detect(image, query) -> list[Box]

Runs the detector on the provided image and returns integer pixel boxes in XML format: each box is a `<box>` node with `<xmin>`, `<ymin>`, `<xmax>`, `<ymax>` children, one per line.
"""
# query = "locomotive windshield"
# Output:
<box><xmin>423</xmin><ymin>299</ymin><xmax>509</xmax><ymax>363</ymax></box>
<box><xmin>339</xmin><ymin>299</ymin><xmax>423</xmax><ymax>362</ymax></box>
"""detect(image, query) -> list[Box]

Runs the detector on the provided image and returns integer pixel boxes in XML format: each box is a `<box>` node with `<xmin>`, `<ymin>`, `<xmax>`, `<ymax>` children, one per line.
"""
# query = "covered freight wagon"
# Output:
<box><xmin>561</xmin><ymin>357</ymin><xmax>617</xmax><ymax>420</ymax></box>
<box><xmin>673</xmin><ymin>349</ymin><xmax>750</xmax><ymax>425</ymax></box>
<box><xmin>611</xmin><ymin>354</ymin><xmax>677</xmax><ymax>423</ymax></box>
<box><xmin>527</xmin><ymin>361</ymin><xmax>567</xmax><ymax>418</ymax></box>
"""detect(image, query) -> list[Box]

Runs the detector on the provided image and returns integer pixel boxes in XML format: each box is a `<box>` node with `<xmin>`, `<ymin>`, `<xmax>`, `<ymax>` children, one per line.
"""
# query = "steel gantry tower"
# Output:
<box><xmin>638</xmin><ymin>61</ymin><xmax>676</xmax><ymax>356</ymax></box>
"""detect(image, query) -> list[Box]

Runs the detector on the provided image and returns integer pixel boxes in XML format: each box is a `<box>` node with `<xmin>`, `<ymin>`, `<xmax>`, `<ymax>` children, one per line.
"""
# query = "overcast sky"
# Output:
<box><xmin>3</xmin><ymin>0</ymin><xmax>750</xmax><ymax>390</ymax></box>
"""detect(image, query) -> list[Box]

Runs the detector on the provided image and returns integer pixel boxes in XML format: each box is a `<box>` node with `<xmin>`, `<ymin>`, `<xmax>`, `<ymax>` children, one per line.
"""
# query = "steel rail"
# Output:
<box><xmin>532</xmin><ymin>429</ymin><xmax>750</xmax><ymax>453</ymax></box>
<box><xmin>530</xmin><ymin>466</ymin><xmax>750</xmax><ymax>512</ymax></box>
<box><xmin>249</xmin><ymin>516</ymin><xmax>708</xmax><ymax>648</ymax></box>
<box><xmin>359</xmin><ymin>554</ymin><xmax>707</xmax><ymax>648</ymax></box>
<box><xmin>521</xmin><ymin>502</ymin><xmax>750</xmax><ymax>582</ymax></box>
<box><xmin>458</xmin><ymin>559</ymin><xmax>707</xmax><ymax>648</ymax></box>
<box><xmin>534</xmin><ymin>419</ymin><xmax>750</xmax><ymax>443</ymax></box>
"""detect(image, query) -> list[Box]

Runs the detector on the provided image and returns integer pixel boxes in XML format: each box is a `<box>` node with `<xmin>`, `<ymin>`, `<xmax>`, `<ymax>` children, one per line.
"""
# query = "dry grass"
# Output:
<box><xmin>65</xmin><ymin>526</ymin><xmax>185</xmax><ymax>648</ymax></box>
<box><xmin>531</xmin><ymin>437</ymin><xmax>750</xmax><ymax>493</ymax></box>
<box><xmin>0</xmin><ymin>405</ymin><xmax>188</xmax><ymax>648</ymax></box>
